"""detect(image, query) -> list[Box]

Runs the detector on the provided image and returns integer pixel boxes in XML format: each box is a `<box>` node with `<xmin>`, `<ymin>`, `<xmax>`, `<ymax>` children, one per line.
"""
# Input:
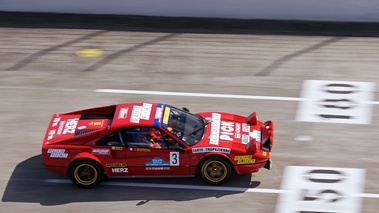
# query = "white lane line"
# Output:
<box><xmin>95</xmin><ymin>89</ymin><xmax>303</xmax><ymax>101</ymax></box>
<box><xmin>9</xmin><ymin>178</ymin><xmax>379</xmax><ymax>198</ymax></box>
<box><xmin>96</xmin><ymin>89</ymin><xmax>379</xmax><ymax>104</ymax></box>
<box><xmin>1</xmin><ymin>86</ymin><xmax>379</xmax><ymax>104</ymax></box>
<box><xmin>359</xmin><ymin>193</ymin><xmax>379</xmax><ymax>198</ymax></box>
<box><xmin>0</xmin><ymin>86</ymin><xmax>92</xmax><ymax>92</ymax></box>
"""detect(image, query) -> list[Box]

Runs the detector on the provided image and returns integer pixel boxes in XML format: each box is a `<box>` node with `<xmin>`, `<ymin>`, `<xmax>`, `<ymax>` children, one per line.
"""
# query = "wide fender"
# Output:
<box><xmin>66</xmin><ymin>152</ymin><xmax>103</xmax><ymax>174</ymax></box>
<box><xmin>197</xmin><ymin>152</ymin><xmax>234</xmax><ymax>167</ymax></box>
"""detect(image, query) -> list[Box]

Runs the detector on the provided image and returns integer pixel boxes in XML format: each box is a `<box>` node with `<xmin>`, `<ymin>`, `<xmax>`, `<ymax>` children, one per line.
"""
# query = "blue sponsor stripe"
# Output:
<box><xmin>154</xmin><ymin>103</ymin><xmax>164</xmax><ymax>128</ymax></box>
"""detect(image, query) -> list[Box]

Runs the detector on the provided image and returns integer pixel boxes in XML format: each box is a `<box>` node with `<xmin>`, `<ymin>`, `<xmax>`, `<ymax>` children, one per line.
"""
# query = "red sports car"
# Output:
<box><xmin>42</xmin><ymin>103</ymin><xmax>274</xmax><ymax>188</ymax></box>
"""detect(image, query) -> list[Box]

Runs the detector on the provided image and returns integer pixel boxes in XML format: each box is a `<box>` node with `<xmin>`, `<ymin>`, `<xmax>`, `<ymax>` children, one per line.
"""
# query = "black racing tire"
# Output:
<box><xmin>69</xmin><ymin>159</ymin><xmax>103</xmax><ymax>188</ymax></box>
<box><xmin>200</xmin><ymin>157</ymin><xmax>232</xmax><ymax>185</ymax></box>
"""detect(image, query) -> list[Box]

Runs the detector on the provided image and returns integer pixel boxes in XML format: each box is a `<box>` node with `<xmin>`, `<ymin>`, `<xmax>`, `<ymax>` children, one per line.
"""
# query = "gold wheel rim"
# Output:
<box><xmin>74</xmin><ymin>164</ymin><xmax>98</xmax><ymax>185</ymax></box>
<box><xmin>203</xmin><ymin>160</ymin><xmax>227</xmax><ymax>183</ymax></box>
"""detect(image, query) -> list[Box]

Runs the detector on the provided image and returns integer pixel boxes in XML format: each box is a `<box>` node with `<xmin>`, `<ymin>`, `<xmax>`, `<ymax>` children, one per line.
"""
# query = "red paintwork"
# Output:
<box><xmin>42</xmin><ymin>102</ymin><xmax>274</xmax><ymax>180</ymax></box>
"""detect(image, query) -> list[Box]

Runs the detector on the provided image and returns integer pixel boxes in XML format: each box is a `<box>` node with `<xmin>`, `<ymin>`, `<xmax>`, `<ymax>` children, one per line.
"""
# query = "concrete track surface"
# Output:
<box><xmin>0</xmin><ymin>13</ymin><xmax>378</xmax><ymax>213</ymax></box>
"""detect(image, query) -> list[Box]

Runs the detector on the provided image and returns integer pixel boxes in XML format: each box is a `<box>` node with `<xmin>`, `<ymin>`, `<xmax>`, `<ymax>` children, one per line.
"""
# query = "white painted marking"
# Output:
<box><xmin>294</xmin><ymin>135</ymin><xmax>313</xmax><ymax>141</ymax></box>
<box><xmin>9</xmin><ymin>177</ymin><xmax>378</xmax><ymax>199</ymax></box>
<box><xmin>95</xmin><ymin>89</ymin><xmax>303</xmax><ymax>101</ymax></box>
<box><xmin>0</xmin><ymin>86</ymin><xmax>92</xmax><ymax>92</ymax></box>
<box><xmin>358</xmin><ymin>193</ymin><xmax>379</xmax><ymax>198</ymax></box>
<box><xmin>297</xmin><ymin>80</ymin><xmax>375</xmax><ymax>124</ymax></box>
<box><xmin>1</xmin><ymin>86</ymin><xmax>379</xmax><ymax>105</ymax></box>
<box><xmin>276</xmin><ymin>166</ymin><xmax>366</xmax><ymax>213</ymax></box>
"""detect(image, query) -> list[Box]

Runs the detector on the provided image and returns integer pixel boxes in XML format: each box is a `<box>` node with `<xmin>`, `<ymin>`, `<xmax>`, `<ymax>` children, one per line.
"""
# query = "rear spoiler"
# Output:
<box><xmin>245</xmin><ymin>112</ymin><xmax>274</xmax><ymax>153</ymax></box>
<box><xmin>246</xmin><ymin>112</ymin><xmax>257</xmax><ymax>125</ymax></box>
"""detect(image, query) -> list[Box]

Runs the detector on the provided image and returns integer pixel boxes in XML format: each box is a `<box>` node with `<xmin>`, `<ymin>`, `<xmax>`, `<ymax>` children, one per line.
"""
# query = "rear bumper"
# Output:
<box><xmin>234</xmin><ymin>161</ymin><xmax>265</xmax><ymax>175</ymax></box>
<box><xmin>234</xmin><ymin>158</ymin><xmax>271</xmax><ymax>174</ymax></box>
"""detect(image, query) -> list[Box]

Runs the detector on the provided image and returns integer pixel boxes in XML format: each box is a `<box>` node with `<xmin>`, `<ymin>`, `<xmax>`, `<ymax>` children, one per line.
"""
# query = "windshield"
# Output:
<box><xmin>161</xmin><ymin>105</ymin><xmax>206</xmax><ymax>146</ymax></box>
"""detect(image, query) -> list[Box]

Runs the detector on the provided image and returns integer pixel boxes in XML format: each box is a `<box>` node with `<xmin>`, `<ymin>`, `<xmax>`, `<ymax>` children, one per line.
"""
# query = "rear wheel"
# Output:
<box><xmin>200</xmin><ymin>157</ymin><xmax>232</xmax><ymax>185</ymax></box>
<box><xmin>69</xmin><ymin>160</ymin><xmax>103</xmax><ymax>188</ymax></box>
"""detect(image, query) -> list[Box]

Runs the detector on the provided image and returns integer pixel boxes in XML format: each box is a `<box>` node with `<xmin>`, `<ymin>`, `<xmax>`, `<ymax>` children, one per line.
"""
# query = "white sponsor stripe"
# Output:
<box><xmin>7</xmin><ymin>178</ymin><xmax>379</xmax><ymax>198</ymax></box>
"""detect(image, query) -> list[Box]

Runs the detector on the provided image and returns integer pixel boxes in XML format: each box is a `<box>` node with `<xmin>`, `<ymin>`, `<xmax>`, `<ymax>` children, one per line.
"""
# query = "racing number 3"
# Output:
<box><xmin>170</xmin><ymin>152</ymin><xmax>179</xmax><ymax>166</ymax></box>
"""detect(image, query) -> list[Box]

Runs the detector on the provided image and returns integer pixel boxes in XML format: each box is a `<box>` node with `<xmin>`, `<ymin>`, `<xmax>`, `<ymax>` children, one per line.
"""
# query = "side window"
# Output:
<box><xmin>120</xmin><ymin>127</ymin><xmax>184</xmax><ymax>149</ymax></box>
<box><xmin>120</xmin><ymin>127</ymin><xmax>152</xmax><ymax>148</ymax></box>
<box><xmin>96</xmin><ymin>131</ymin><xmax>124</xmax><ymax>146</ymax></box>
<box><xmin>162</xmin><ymin>131</ymin><xmax>184</xmax><ymax>150</ymax></box>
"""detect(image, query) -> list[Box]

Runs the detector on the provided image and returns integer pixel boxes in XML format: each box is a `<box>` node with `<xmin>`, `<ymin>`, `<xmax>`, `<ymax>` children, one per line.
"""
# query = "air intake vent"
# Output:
<box><xmin>75</xmin><ymin>129</ymin><xmax>96</xmax><ymax>136</ymax></box>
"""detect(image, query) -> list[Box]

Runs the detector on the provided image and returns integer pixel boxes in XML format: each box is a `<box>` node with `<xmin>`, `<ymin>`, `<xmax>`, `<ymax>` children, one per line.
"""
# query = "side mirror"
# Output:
<box><xmin>182</xmin><ymin>107</ymin><xmax>190</xmax><ymax>112</ymax></box>
<box><xmin>176</xmin><ymin>147</ymin><xmax>185</xmax><ymax>153</ymax></box>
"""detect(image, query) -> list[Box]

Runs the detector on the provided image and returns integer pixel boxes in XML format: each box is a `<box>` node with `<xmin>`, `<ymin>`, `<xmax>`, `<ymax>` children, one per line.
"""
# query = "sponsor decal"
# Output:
<box><xmin>220</xmin><ymin>121</ymin><xmax>234</xmax><ymax>141</ymax></box>
<box><xmin>62</xmin><ymin>118</ymin><xmax>79</xmax><ymax>134</ymax></box>
<box><xmin>242</xmin><ymin>134</ymin><xmax>250</xmax><ymax>144</ymax></box>
<box><xmin>262</xmin><ymin>151</ymin><xmax>267</xmax><ymax>156</ymax></box>
<box><xmin>235</xmin><ymin>123</ymin><xmax>241</xmax><ymax>138</ymax></box>
<box><xmin>111</xmin><ymin>168</ymin><xmax>128</xmax><ymax>173</ymax></box>
<box><xmin>210</xmin><ymin>113</ymin><xmax>221</xmax><ymax>145</ymax></box>
<box><xmin>106</xmin><ymin>163</ymin><xmax>127</xmax><ymax>168</ymax></box>
<box><xmin>52</xmin><ymin>117</ymin><xmax>61</xmax><ymax>127</ymax></box>
<box><xmin>134</xmin><ymin>148</ymin><xmax>151</xmax><ymax>152</ymax></box>
<box><xmin>141</xmin><ymin>103</ymin><xmax>152</xmax><ymax>120</ymax></box>
<box><xmin>91</xmin><ymin>148</ymin><xmax>110</xmax><ymax>155</ymax></box>
<box><xmin>192</xmin><ymin>147</ymin><xmax>231</xmax><ymax>154</ymax></box>
<box><xmin>130</xmin><ymin>103</ymin><xmax>152</xmax><ymax>123</ymax></box>
<box><xmin>154</xmin><ymin>104</ymin><xmax>164</xmax><ymax>126</ymax></box>
<box><xmin>146</xmin><ymin>167</ymin><xmax>170</xmax><ymax>170</ymax></box>
<box><xmin>111</xmin><ymin>146</ymin><xmax>123</xmax><ymax>150</ymax></box>
<box><xmin>163</xmin><ymin>107</ymin><xmax>171</xmax><ymax>125</ymax></box>
<box><xmin>77</xmin><ymin>126</ymin><xmax>86</xmax><ymax>130</ymax></box>
<box><xmin>118</xmin><ymin>107</ymin><xmax>129</xmax><ymax>119</ymax></box>
<box><xmin>47</xmin><ymin>149</ymin><xmax>68</xmax><ymax>158</ymax></box>
<box><xmin>130</xmin><ymin>105</ymin><xmax>142</xmax><ymax>123</ymax></box>
<box><xmin>242</xmin><ymin>123</ymin><xmax>250</xmax><ymax>132</ymax></box>
<box><xmin>47</xmin><ymin>129</ymin><xmax>56</xmax><ymax>140</ymax></box>
<box><xmin>234</xmin><ymin>155</ymin><xmax>256</xmax><ymax>164</ymax></box>
<box><xmin>57</xmin><ymin>120</ymin><xmax>66</xmax><ymax>135</ymax></box>
<box><xmin>89</xmin><ymin>120</ymin><xmax>104</xmax><ymax>127</ymax></box>
<box><xmin>146</xmin><ymin>158</ymin><xmax>170</xmax><ymax>167</ymax></box>
<box><xmin>249</xmin><ymin>130</ymin><xmax>261</xmax><ymax>142</ymax></box>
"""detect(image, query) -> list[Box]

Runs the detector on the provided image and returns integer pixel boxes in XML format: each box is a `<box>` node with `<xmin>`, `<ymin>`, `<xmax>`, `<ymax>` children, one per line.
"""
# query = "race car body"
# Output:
<box><xmin>42</xmin><ymin>103</ymin><xmax>274</xmax><ymax>188</ymax></box>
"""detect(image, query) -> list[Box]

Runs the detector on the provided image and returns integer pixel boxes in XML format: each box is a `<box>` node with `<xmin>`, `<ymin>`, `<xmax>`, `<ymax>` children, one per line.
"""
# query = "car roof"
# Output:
<box><xmin>111</xmin><ymin>102</ymin><xmax>165</xmax><ymax>129</ymax></box>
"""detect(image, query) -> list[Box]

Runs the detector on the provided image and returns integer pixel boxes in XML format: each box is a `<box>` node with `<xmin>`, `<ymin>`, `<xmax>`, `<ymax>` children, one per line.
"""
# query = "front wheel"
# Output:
<box><xmin>69</xmin><ymin>160</ymin><xmax>103</xmax><ymax>188</ymax></box>
<box><xmin>200</xmin><ymin>157</ymin><xmax>232</xmax><ymax>185</ymax></box>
